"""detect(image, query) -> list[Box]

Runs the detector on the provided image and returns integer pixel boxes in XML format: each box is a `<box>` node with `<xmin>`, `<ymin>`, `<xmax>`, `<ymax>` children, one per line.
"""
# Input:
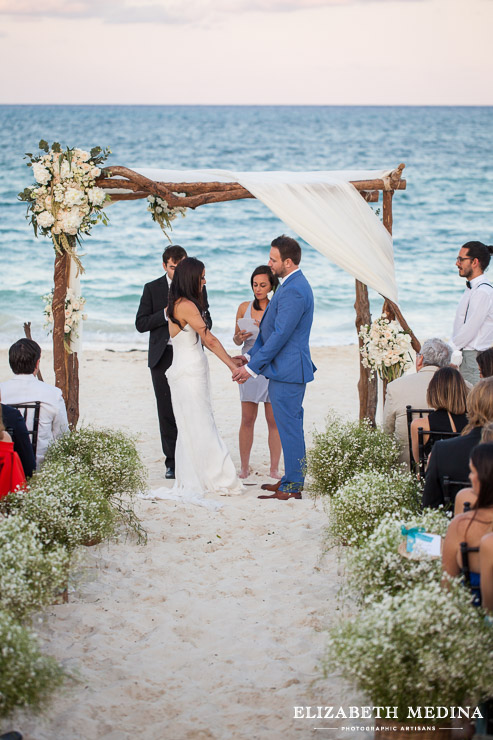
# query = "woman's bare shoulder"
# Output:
<box><xmin>236</xmin><ymin>301</ymin><xmax>250</xmax><ymax>318</ymax></box>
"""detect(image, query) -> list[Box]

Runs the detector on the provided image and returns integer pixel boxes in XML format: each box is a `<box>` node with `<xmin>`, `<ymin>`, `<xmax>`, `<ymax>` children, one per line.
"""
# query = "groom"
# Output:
<box><xmin>233</xmin><ymin>235</ymin><xmax>315</xmax><ymax>500</ymax></box>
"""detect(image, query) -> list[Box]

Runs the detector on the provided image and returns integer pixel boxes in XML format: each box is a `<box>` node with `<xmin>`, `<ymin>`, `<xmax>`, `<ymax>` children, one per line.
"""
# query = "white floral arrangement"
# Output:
<box><xmin>306</xmin><ymin>412</ymin><xmax>401</xmax><ymax>499</ymax></box>
<box><xmin>0</xmin><ymin>515</ymin><xmax>69</xmax><ymax>620</ymax></box>
<box><xmin>327</xmin><ymin>469</ymin><xmax>420</xmax><ymax>547</ymax></box>
<box><xmin>19</xmin><ymin>140</ymin><xmax>111</xmax><ymax>267</ymax></box>
<box><xmin>324</xmin><ymin>580</ymin><xmax>493</xmax><ymax>721</ymax></box>
<box><xmin>0</xmin><ymin>608</ymin><xmax>65</xmax><ymax>717</ymax></box>
<box><xmin>346</xmin><ymin>509</ymin><xmax>451</xmax><ymax>599</ymax></box>
<box><xmin>5</xmin><ymin>462</ymin><xmax>116</xmax><ymax>553</ymax></box>
<box><xmin>359</xmin><ymin>315</ymin><xmax>413</xmax><ymax>382</ymax></box>
<box><xmin>42</xmin><ymin>287</ymin><xmax>87</xmax><ymax>345</ymax></box>
<box><xmin>147</xmin><ymin>194</ymin><xmax>186</xmax><ymax>241</ymax></box>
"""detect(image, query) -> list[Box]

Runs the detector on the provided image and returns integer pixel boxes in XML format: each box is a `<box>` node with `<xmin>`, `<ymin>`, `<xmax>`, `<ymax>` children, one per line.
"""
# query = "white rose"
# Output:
<box><xmin>36</xmin><ymin>211</ymin><xmax>55</xmax><ymax>228</ymax></box>
<box><xmin>87</xmin><ymin>187</ymin><xmax>106</xmax><ymax>206</ymax></box>
<box><xmin>59</xmin><ymin>160</ymin><xmax>71</xmax><ymax>180</ymax></box>
<box><xmin>64</xmin><ymin>324</ymin><xmax>71</xmax><ymax>333</ymax></box>
<box><xmin>59</xmin><ymin>208</ymin><xmax>82</xmax><ymax>235</ymax></box>
<box><xmin>74</xmin><ymin>149</ymin><xmax>90</xmax><ymax>162</ymax></box>
<box><xmin>90</xmin><ymin>167</ymin><xmax>101</xmax><ymax>178</ymax></box>
<box><xmin>64</xmin><ymin>187</ymin><xmax>84</xmax><ymax>207</ymax></box>
<box><xmin>32</xmin><ymin>162</ymin><xmax>51</xmax><ymax>185</ymax></box>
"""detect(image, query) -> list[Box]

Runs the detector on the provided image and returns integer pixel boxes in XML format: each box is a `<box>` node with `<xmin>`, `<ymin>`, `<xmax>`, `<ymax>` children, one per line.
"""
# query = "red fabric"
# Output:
<box><xmin>0</xmin><ymin>440</ymin><xmax>26</xmax><ymax>499</ymax></box>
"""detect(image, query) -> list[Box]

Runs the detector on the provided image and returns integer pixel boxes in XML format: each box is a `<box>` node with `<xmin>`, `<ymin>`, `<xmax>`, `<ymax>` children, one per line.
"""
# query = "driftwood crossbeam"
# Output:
<box><xmin>53</xmin><ymin>162</ymin><xmax>416</xmax><ymax>427</ymax></box>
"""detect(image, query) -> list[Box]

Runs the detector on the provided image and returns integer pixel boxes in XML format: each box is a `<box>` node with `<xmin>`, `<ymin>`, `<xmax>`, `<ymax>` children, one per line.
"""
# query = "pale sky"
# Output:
<box><xmin>0</xmin><ymin>0</ymin><xmax>491</xmax><ymax>104</ymax></box>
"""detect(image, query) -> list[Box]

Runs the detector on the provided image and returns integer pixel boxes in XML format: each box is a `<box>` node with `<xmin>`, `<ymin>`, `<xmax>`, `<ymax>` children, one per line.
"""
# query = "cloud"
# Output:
<box><xmin>0</xmin><ymin>0</ymin><xmax>427</xmax><ymax>24</ymax></box>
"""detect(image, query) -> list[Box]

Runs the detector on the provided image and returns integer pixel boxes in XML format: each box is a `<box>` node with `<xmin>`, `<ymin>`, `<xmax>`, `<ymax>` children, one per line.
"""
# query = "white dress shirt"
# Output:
<box><xmin>0</xmin><ymin>374</ymin><xmax>69</xmax><ymax>466</ymax></box>
<box><xmin>452</xmin><ymin>274</ymin><xmax>493</xmax><ymax>351</ymax></box>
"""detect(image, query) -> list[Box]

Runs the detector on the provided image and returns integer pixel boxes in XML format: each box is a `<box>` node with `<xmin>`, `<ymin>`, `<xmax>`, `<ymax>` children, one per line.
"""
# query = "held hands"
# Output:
<box><xmin>232</xmin><ymin>355</ymin><xmax>248</xmax><ymax>367</ymax></box>
<box><xmin>232</xmin><ymin>365</ymin><xmax>251</xmax><ymax>384</ymax></box>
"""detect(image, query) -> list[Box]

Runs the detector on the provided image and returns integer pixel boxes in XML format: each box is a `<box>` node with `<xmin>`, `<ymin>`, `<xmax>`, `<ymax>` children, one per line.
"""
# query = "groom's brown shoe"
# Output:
<box><xmin>260</xmin><ymin>480</ymin><xmax>282</xmax><ymax>492</ymax></box>
<box><xmin>258</xmin><ymin>491</ymin><xmax>302</xmax><ymax>500</ymax></box>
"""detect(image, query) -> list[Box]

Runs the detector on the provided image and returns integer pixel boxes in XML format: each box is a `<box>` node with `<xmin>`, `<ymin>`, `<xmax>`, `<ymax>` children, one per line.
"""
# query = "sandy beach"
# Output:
<box><xmin>0</xmin><ymin>345</ymin><xmax>363</xmax><ymax>740</ymax></box>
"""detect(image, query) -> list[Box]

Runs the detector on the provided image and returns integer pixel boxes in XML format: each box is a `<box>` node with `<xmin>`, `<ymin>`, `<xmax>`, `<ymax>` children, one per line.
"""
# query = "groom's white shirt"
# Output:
<box><xmin>0</xmin><ymin>374</ymin><xmax>69</xmax><ymax>466</ymax></box>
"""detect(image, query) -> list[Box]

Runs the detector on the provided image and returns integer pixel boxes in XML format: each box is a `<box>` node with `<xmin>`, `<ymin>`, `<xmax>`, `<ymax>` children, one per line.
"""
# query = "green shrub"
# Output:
<box><xmin>346</xmin><ymin>508</ymin><xmax>451</xmax><ymax>599</ymax></box>
<box><xmin>0</xmin><ymin>609</ymin><xmax>65</xmax><ymax>718</ymax></box>
<box><xmin>306</xmin><ymin>412</ymin><xmax>401</xmax><ymax>498</ymax></box>
<box><xmin>327</xmin><ymin>469</ymin><xmax>420</xmax><ymax>547</ymax></box>
<box><xmin>4</xmin><ymin>463</ymin><xmax>116</xmax><ymax>553</ymax></box>
<box><xmin>0</xmin><ymin>516</ymin><xmax>69</xmax><ymax>620</ymax></box>
<box><xmin>44</xmin><ymin>427</ymin><xmax>147</xmax><ymax>542</ymax></box>
<box><xmin>324</xmin><ymin>580</ymin><xmax>493</xmax><ymax>722</ymax></box>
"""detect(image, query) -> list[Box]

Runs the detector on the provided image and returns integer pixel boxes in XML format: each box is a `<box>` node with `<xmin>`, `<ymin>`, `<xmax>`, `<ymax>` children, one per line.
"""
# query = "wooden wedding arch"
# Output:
<box><xmin>51</xmin><ymin>162</ymin><xmax>420</xmax><ymax>428</ymax></box>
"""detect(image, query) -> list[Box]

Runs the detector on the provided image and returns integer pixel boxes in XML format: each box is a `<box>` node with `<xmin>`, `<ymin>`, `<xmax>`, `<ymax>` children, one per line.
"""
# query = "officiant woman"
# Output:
<box><xmin>233</xmin><ymin>266</ymin><xmax>281</xmax><ymax>479</ymax></box>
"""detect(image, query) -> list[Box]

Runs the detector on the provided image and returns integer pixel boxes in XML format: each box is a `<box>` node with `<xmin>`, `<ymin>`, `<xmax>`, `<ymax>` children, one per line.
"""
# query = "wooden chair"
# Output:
<box><xmin>442</xmin><ymin>475</ymin><xmax>470</xmax><ymax>509</ymax></box>
<box><xmin>405</xmin><ymin>406</ymin><xmax>430</xmax><ymax>473</ymax></box>
<box><xmin>417</xmin><ymin>427</ymin><xmax>460</xmax><ymax>479</ymax></box>
<box><xmin>8</xmin><ymin>402</ymin><xmax>41</xmax><ymax>458</ymax></box>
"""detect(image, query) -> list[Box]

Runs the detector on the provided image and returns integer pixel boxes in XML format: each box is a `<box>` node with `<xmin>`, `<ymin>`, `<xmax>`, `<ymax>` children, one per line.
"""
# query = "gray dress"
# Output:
<box><xmin>240</xmin><ymin>301</ymin><xmax>271</xmax><ymax>404</ymax></box>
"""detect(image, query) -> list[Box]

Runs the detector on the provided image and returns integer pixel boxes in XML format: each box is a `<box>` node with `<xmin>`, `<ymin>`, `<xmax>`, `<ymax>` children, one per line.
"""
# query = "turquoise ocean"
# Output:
<box><xmin>1</xmin><ymin>105</ymin><xmax>492</xmax><ymax>350</ymax></box>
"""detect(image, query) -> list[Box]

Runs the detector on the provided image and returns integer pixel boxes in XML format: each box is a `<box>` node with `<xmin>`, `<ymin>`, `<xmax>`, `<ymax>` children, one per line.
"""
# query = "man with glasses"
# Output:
<box><xmin>452</xmin><ymin>241</ymin><xmax>493</xmax><ymax>384</ymax></box>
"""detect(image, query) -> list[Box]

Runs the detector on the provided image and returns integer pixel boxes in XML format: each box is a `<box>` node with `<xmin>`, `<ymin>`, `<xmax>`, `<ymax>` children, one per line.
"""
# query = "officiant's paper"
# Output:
<box><xmin>238</xmin><ymin>318</ymin><xmax>259</xmax><ymax>338</ymax></box>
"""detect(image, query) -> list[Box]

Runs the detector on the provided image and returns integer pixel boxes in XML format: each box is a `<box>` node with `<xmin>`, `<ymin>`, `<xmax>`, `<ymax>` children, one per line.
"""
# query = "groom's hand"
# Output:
<box><xmin>232</xmin><ymin>366</ymin><xmax>250</xmax><ymax>384</ymax></box>
<box><xmin>232</xmin><ymin>355</ymin><xmax>248</xmax><ymax>367</ymax></box>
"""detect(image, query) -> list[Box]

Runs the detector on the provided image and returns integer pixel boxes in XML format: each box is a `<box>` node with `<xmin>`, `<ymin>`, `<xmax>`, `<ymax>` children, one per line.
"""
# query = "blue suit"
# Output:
<box><xmin>248</xmin><ymin>269</ymin><xmax>315</xmax><ymax>491</ymax></box>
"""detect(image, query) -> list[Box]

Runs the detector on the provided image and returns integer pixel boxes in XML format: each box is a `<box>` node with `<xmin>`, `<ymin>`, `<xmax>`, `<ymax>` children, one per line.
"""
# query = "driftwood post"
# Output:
<box><xmin>52</xmin><ymin>240</ymin><xmax>79</xmax><ymax>429</ymax></box>
<box><xmin>354</xmin><ymin>280</ymin><xmax>378</xmax><ymax>423</ymax></box>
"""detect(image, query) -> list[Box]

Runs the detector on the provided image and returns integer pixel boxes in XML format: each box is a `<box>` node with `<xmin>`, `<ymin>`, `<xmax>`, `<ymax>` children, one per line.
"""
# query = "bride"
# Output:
<box><xmin>151</xmin><ymin>257</ymin><xmax>243</xmax><ymax>507</ymax></box>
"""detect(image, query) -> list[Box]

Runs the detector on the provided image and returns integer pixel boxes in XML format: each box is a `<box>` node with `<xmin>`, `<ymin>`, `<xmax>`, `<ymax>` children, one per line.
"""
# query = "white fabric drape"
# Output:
<box><xmin>121</xmin><ymin>167</ymin><xmax>398</xmax><ymax>302</ymax></box>
<box><xmin>68</xmin><ymin>256</ymin><xmax>82</xmax><ymax>354</ymax></box>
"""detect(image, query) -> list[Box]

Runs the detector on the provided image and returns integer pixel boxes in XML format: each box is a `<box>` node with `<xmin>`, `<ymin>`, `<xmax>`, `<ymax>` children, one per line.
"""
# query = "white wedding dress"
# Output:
<box><xmin>147</xmin><ymin>324</ymin><xmax>243</xmax><ymax>509</ymax></box>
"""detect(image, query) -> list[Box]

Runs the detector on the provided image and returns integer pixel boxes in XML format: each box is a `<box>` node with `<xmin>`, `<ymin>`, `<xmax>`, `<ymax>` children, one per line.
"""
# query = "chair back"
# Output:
<box><xmin>460</xmin><ymin>541</ymin><xmax>481</xmax><ymax>606</ymax></box>
<box><xmin>417</xmin><ymin>427</ymin><xmax>460</xmax><ymax>479</ymax></box>
<box><xmin>406</xmin><ymin>405</ymin><xmax>431</xmax><ymax>473</ymax></box>
<box><xmin>8</xmin><ymin>402</ymin><xmax>41</xmax><ymax>457</ymax></box>
<box><xmin>442</xmin><ymin>475</ymin><xmax>470</xmax><ymax>509</ymax></box>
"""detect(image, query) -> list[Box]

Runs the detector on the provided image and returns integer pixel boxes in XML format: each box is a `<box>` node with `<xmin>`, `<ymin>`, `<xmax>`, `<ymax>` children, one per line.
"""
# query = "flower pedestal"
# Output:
<box><xmin>374</xmin><ymin>721</ymin><xmax>451</xmax><ymax>739</ymax></box>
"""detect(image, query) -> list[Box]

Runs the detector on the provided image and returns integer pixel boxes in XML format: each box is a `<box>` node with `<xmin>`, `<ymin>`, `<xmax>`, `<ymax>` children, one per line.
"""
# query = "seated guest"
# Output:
<box><xmin>410</xmin><ymin>366</ymin><xmax>468</xmax><ymax>464</ymax></box>
<box><xmin>0</xmin><ymin>405</ymin><xmax>26</xmax><ymax>499</ymax></box>
<box><xmin>383</xmin><ymin>337</ymin><xmax>452</xmax><ymax>466</ymax></box>
<box><xmin>0</xmin><ymin>339</ymin><xmax>68</xmax><ymax>466</ymax></box>
<box><xmin>477</xmin><ymin>347</ymin><xmax>493</xmax><ymax>379</ymax></box>
<box><xmin>423</xmin><ymin>377</ymin><xmax>493</xmax><ymax>509</ymax></box>
<box><xmin>442</xmin><ymin>443</ymin><xmax>493</xmax><ymax>606</ymax></box>
<box><xmin>454</xmin><ymin>422</ymin><xmax>493</xmax><ymax>514</ymax></box>
<box><xmin>0</xmin><ymin>396</ymin><xmax>35</xmax><ymax>478</ymax></box>
<box><xmin>479</xmin><ymin>532</ymin><xmax>493</xmax><ymax>612</ymax></box>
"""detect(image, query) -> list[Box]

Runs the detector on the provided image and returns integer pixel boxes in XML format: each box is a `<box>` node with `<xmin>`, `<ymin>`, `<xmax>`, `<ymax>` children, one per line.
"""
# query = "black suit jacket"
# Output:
<box><xmin>135</xmin><ymin>275</ymin><xmax>212</xmax><ymax>368</ymax></box>
<box><xmin>422</xmin><ymin>426</ymin><xmax>482</xmax><ymax>509</ymax></box>
<box><xmin>1</xmin><ymin>403</ymin><xmax>36</xmax><ymax>477</ymax></box>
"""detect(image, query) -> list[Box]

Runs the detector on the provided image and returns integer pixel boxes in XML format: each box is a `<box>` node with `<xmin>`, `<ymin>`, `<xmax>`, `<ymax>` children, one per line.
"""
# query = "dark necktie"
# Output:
<box><xmin>466</xmin><ymin>281</ymin><xmax>472</xmax><ymax>289</ymax></box>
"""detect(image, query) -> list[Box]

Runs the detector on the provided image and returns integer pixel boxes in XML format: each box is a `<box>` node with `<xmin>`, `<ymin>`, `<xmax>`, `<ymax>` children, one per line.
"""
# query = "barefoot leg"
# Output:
<box><xmin>239</xmin><ymin>402</ymin><xmax>258</xmax><ymax>478</ymax></box>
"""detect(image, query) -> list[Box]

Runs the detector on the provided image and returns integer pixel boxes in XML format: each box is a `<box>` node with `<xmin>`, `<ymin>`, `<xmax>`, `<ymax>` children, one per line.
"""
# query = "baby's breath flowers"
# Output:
<box><xmin>346</xmin><ymin>509</ymin><xmax>451</xmax><ymax>599</ymax></box>
<box><xmin>324</xmin><ymin>580</ymin><xmax>493</xmax><ymax>721</ymax></box>
<box><xmin>0</xmin><ymin>516</ymin><xmax>69</xmax><ymax>620</ymax></box>
<box><xmin>306</xmin><ymin>412</ymin><xmax>402</xmax><ymax>499</ymax></box>
<box><xmin>0</xmin><ymin>609</ymin><xmax>65</xmax><ymax>718</ymax></box>
<box><xmin>327</xmin><ymin>469</ymin><xmax>420</xmax><ymax>547</ymax></box>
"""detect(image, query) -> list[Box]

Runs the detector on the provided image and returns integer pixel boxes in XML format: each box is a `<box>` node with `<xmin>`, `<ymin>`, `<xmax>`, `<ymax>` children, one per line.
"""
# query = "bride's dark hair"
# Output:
<box><xmin>168</xmin><ymin>257</ymin><xmax>206</xmax><ymax>329</ymax></box>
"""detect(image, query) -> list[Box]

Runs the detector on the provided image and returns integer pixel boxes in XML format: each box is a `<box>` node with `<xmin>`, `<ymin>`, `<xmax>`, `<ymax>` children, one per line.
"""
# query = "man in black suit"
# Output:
<box><xmin>135</xmin><ymin>245</ymin><xmax>212</xmax><ymax>479</ymax></box>
<box><xmin>422</xmin><ymin>426</ymin><xmax>482</xmax><ymax>509</ymax></box>
<box><xmin>1</xmin><ymin>403</ymin><xmax>36</xmax><ymax>477</ymax></box>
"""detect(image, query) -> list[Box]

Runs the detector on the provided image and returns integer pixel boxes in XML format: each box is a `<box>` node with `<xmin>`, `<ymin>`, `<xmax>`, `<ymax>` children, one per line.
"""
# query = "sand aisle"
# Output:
<box><xmin>1</xmin><ymin>346</ymin><xmax>361</xmax><ymax>740</ymax></box>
